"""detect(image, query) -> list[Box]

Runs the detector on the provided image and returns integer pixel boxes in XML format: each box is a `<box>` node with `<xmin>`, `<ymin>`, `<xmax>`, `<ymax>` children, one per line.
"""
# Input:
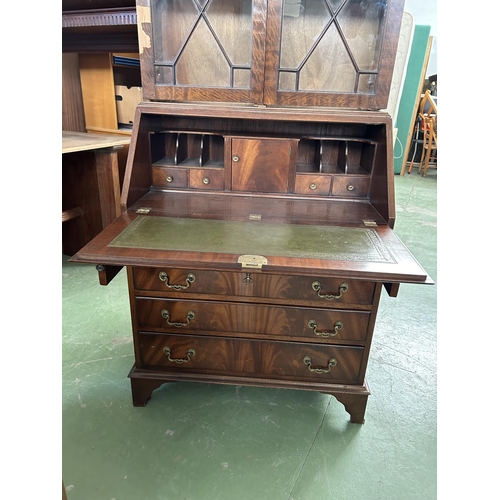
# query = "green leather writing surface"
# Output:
<box><xmin>109</xmin><ymin>216</ymin><xmax>396</xmax><ymax>263</ymax></box>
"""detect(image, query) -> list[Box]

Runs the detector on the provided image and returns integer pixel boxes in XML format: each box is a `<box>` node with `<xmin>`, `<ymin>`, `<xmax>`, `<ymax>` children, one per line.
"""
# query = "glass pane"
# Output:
<box><xmin>155</xmin><ymin>65</ymin><xmax>174</xmax><ymax>85</ymax></box>
<box><xmin>152</xmin><ymin>0</ymin><xmax>199</xmax><ymax>63</ymax></box>
<box><xmin>207</xmin><ymin>0</ymin><xmax>254</xmax><ymax>66</ymax></box>
<box><xmin>299</xmin><ymin>22</ymin><xmax>356</xmax><ymax>92</ymax></box>
<box><xmin>278</xmin><ymin>71</ymin><xmax>297</xmax><ymax>91</ymax></box>
<box><xmin>338</xmin><ymin>0</ymin><xmax>388</xmax><ymax>71</ymax></box>
<box><xmin>233</xmin><ymin>68</ymin><xmax>251</xmax><ymax>88</ymax></box>
<box><xmin>280</xmin><ymin>0</ymin><xmax>330</xmax><ymax>69</ymax></box>
<box><xmin>326</xmin><ymin>0</ymin><xmax>344</xmax><ymax>13</ymax></box>
<box><xmin>358</xmin><ymin>73</ymin><xmax>377</xmax><ymax>93</ymax></box>
<box><xmin>152</xmin><ymin>0</ymin><xmax>254</xmax><ymax>89</ymax></box>
<box><xmin>176</xmin><ymin>20</ymin><xmax>231</xmax><ymax>86</ymax></box>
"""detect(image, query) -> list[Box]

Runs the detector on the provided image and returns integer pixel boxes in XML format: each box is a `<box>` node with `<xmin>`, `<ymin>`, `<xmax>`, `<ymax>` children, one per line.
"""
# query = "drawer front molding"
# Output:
<box><xmin>139</xmin><ymin>333</ymin><xmax>364</xmax><ymax>383</ymax></box>
<box><xmin>136</xmin><ymin>298</ymin><xmax>371</xmax><ymax>343</ymax></box>
<box><xmin>133</xmin><ymin>268</ymin><xmax>376</xmax><ymax>306</ymax></box>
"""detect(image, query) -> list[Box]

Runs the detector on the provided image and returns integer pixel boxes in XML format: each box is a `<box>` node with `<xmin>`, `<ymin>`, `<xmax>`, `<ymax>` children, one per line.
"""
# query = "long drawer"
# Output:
<box><xmin>133</xmin><ymin>268</ymin><xmax>376</xmax><ymax>306</ymax></box>
<box><xmin>135</xmin><ymin>298</ymin><xmax>371</xmax><ymax>343</ymax></box>
<box><xmin>138</xmin><ymin>333</ymin><xmax>364</xmax><ymax>383</ymax></box>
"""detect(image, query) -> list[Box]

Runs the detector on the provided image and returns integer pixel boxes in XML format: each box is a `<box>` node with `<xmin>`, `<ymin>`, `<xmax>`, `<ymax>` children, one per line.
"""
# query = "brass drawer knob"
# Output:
<box><xmin>347</xmin><ymin>184</ymin><xmax>355</xmax><ymax>191</ymax></box>
<box><xmin>232</xmin><ymin>155</ymin><xmax>239</xmax><ymax>162</ymax></box>
<box><xmin>311</xmin><ymin>281</ymin><xmax>348</xmax><ymax>300</ymax></box>
<box><xmin>163</xmin><ymin>346</ymin><xmax>196</xmax><ymax>364</ymax></box>
<box><xmin>159</xmin><ymin>271</ymin><xmax>196</xmax><ymax>290</ymax></box>
<box><xmin>166</xmin><ymin>175</ymin><xmax>173</xmax><ymax>183</ymax></box>
<box><xmin>309</xmin><ymin>183</ymin><xmax>317</xmax><ymax>190</ymax></box>
<box><xmin>202</xmin><ymin>177</ymin><xmax>210</xmax><ymax>185</ymax></box>
<box><xmin>303</xmin><ymin>356</ymin><xmax>337</xmax><ymax>374</ymax></box>
<box><xmin>308</xmin><ymin>319</ymin><xmax>343</xmax><ymax>337</ymax></box>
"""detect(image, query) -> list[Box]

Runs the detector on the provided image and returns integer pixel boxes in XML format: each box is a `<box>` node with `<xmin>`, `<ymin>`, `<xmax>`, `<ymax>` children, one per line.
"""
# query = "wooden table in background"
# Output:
<box><xmin>62</xmin><ymin>131</ymin><xmax>130</xmax><ymax>256</ymax></box>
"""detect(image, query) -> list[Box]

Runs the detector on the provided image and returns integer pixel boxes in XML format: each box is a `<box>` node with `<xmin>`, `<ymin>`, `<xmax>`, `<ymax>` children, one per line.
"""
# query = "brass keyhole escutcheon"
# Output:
<box><xmin>202</xmin><ymin>177</ymin><xmax>210</xmax><ymax>185</ymax></box>
<box><xmin>232</xmin><ymin>156</ymin><xmax>239</xmax><ymax>162</ymax></box>
<box><xmin>166</xmin><ymin>175</ymin><xmax>173</xmax><ymax>183</ymax></box>
<box><xmin>309</xmin><ymin>183</ymin><xmax>317</xmax><ymax>190</ymax></box>
<box><xmin>347</xmin><ymin>184</ymin><xmax>355</xmax><ymax>191</ymax></box>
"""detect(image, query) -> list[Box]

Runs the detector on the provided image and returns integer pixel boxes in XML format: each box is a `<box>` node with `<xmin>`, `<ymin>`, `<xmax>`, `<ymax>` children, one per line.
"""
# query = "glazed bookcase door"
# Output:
<box><xmin>263</xmin><ymin>0</ymin><xmax>404</xmax><ymax>109</ymax></box>
<box><xmin>137</xmin><ymin>0</ymin><xmax>404</xmax><ymax>108</ymax></box>
<box><xmin>137</xmin><ymin>0</ymin><xmax>268</xmax><ymax>103</ymax></box>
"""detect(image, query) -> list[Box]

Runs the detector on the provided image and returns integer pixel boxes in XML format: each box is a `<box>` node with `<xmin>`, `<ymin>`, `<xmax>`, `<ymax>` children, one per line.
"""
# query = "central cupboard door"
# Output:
<box><xmin>230</xmin><ymin>137</ymin><xmax>297</xmax><ymax>193</ymax></box>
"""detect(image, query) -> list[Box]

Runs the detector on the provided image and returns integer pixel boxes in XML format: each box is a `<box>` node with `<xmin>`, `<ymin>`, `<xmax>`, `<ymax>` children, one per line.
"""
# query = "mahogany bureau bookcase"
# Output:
<box><xmin>70</xmin><ymin>0</ymin><xmax>432</xmax><ymax>424</ymax></box>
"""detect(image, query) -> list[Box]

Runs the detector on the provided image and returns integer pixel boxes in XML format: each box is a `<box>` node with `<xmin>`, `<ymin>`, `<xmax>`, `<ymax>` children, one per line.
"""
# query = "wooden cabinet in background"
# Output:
<box><xmin>62</xmin><ymin>131</ymin><xmax>130</xmax><ymax>255</ymax></box>
<box><xmin>79</xmin><ymin>52</ymin><xmax>142</xmax><ymax>135</ymax></box>
<box><xmin>69</xmin><ymin>52</ymin><xmax>142</xmax><ymax>189</ymax></box>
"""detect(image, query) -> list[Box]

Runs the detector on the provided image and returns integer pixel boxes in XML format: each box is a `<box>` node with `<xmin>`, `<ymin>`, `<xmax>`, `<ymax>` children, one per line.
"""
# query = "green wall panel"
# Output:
<box><xmin>394</xmin><ymin>25</ymin><xmax>431</xmax><ymax>174</ymax></box>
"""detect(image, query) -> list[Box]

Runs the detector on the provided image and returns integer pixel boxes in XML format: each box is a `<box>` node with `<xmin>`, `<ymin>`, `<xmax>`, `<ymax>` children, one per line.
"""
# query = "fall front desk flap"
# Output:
<box><xmin>70</xmin><ymin>212</ymin><xmax>431</xmax><ymax>284</ymax></box>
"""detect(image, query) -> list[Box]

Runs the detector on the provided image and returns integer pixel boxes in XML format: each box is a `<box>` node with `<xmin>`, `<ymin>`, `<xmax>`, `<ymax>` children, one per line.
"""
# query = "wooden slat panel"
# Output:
<box><xmin>62</xmin><ymin>53</ymin><xmax>86</xmax><ymax>132</ymax></box>
<box><xmin>78</xmin><ymin>53</ymin><xmax>118</xmax><ymax>131</ymax></box>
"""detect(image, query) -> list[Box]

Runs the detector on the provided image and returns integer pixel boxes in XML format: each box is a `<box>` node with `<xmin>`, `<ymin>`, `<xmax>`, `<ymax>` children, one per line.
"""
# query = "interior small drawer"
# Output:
<box><xmin>189</xmin><ymin>168</ymin><xmax>224</xmax><ymax>190</ymax></box>
<box><xmin>294</xmin><ymin>174</ymin><xmax>331</xmax><ymax>195</ymax></box>
<box><xmin>135</xmin><ymin>298</ymin><xmax>371</xmax><ymax>342</ymax></box>
<box><xmin>132</xmin><ymin>268</ymin><xmax>376</xmax><ymax>306</ymax></box>
<box><xmin>331</xmin><ymin>176</ymin><xmax>370</xmax><ymax>197</ymax></box>
<box><xmin>152</xmin><ymin>166</ymin><xmax>188</xmax><ymax>188</ymax></box>
<box><xmin>139</xmin><ymin>333</ymin><xmax>364</xmax><ymax>383</ymax></box>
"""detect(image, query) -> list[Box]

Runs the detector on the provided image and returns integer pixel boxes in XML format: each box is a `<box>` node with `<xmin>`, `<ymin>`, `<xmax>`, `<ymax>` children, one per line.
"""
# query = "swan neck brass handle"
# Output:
<box><xmin>161</xmin><ymin>309</ymin><xmax>195</xmax><ymax>328</ymax></box>
<box><xmin>163</xmin><ymin>346</ymin><xmax>196</xmax><ymax>364</ymax></box>
<box><xmin>311</xmin><ymin>281</ymin><xmax>348</xmax><ymax>300</ymax></box>
<box><xmin>159</xmin><ymin>271</ymin><xmax>196</xmax><ymax>290</ymax></box>
<box><xmin>303</xmin><ymin>356</ymin><xmax>337</xmax><ymax>374</ymax></box>
<box><xmin>308</xmin><ymin>319</ymin><xmax>343</xmax><ymax>337</ymax></box>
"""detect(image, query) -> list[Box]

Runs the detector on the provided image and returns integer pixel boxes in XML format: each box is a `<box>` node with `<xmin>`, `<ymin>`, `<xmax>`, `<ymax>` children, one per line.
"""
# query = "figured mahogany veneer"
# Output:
<box><xmin>125</xmin><ymin>266</ymin><xmax>383</xmax><ymax>423</ymax></box>
<box><xmin>134</xmin><ymin>298</ymin><xmax>371</xmax><ymax>343</ymax></box>
<box><xmin>138</xmin><ymin>334</ymin><xmax>365</xmax><ymax>383</ymax></box>
<box><xmin>132</xmin><ymin>268</ymin><xmax>376</xmax><ymax>306</ymax></box>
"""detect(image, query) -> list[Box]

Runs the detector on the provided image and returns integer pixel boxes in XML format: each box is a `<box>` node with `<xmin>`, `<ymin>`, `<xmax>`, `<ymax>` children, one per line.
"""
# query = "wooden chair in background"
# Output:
<box><xmin>419</xmin><ymin>113</ymin><xmax>437</xmax><ymax>177</ymax></box>
<box><xmin>407</xmin><ymin>90</ymin><xmax>437</xmax><ymax>175</ymax></box>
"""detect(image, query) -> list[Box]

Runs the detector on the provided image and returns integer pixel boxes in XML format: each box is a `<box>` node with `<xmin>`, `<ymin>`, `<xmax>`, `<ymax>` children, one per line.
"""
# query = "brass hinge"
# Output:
<box><xmin>363</xmin><ymin>220</ymin><xmax>377</xmax><ymax>227</ymax></box>
<box><xmin>249</xmin><ymin>214</ymin><xmax>262</xmax><ymax>220</ymax></box>
<box><xmin>136</xmin><ymin>207</ymin><xmax>152</xmax><ymax>214</ymax></box>
<box><xmin>237</xmin><ymin>255</ymin><xmax>268</xmax><ymax>269</ymax></box>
